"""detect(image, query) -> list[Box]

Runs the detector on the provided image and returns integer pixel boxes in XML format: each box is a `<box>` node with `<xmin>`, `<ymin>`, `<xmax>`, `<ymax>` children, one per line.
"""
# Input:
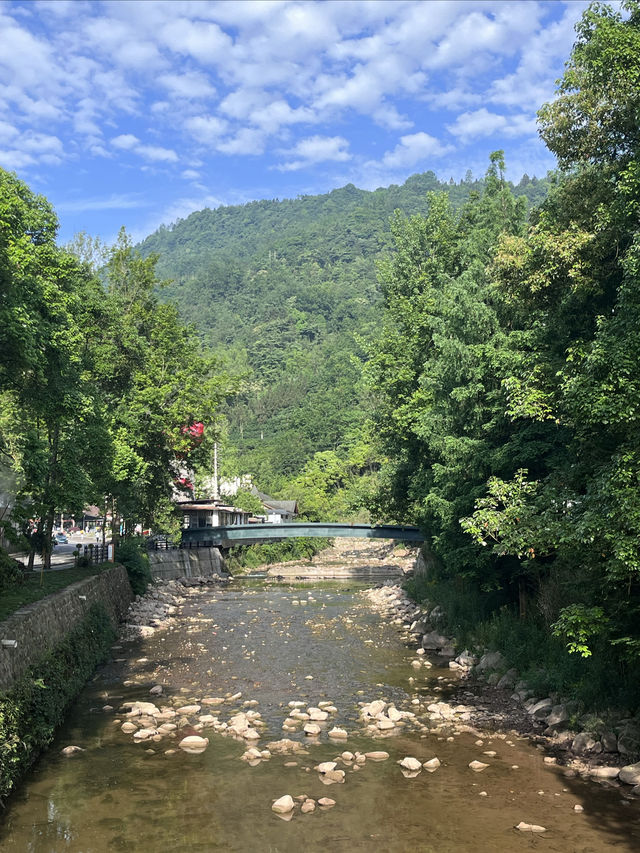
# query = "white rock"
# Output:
<box><xmin>377</xmin><ymin>716</ymin><xmax>395</xmax><ymax>730</ymax></box>
<box><xmin>469</xmin><ymin>760</ymin><xmax>489</xmax><ymax>772</ymax></box>
<box><xmin>121</xmin><ymin>722</ymin><xmax>138</xmax><ymax>734</ymax></box>
<box><xmin>304</xmin><ymin>723</ymin><xmax>321</xmax><ymax>736</ymax></box>
<box><xmin>515</xmin><ymin>822</ymin><xmax>546</xmax><ymax>833</ymax></box>
<box><xmin>328</xmin><ymin>727</ymin><xmax>348</xmax><ymax>739</ymax></box>
<box><xmin>178</xmin><ymin>735</ymin><xmax>209</xmax><ymax>753</ymax></box>
<box><xmin>318</xmin><ymin>797</ymin><xmax>336</xmax><ymax>807</ymax></box>
<box><xmin>316</xmin><ymin>762</ymin><xmax>337</xmax><ymax>773</ymax></box>
<box><xmin>423</xmin><ymin>757</ymin><xmax>441</xmax><ymax>771</ymax></box>
<box><xmin>61</xmin><ymin>745</ymin><xmax>84</xmax><ymax>756</ymax></box>
<box><xmin>399</xmin><ymin>756</ymin><xmax>422</xmax><ymax>771</ymax></box>
<box><xmin>619</xmin><ymin>761</ymin><xmax>640</xmax><ymax>786</ymax></box>
<box><xmin>149</xmin><ymin>685</ymin><xmax>163</xmax><ymax>695</ymax></box>
<box><xmin>272</xmin><ymin>795</ymin><xmax>295</xmax><ymax>814</ymax></box>
<box><xmin>301</xmin><ymin>799</ymin><xmax>316</xmax><ymax>813</ymax></box>
<box><xmin>365</xmin><ymin>751</ymin><xmax>389</xmax><ymax>761</ymax></box>
<box><xmin>308</xmin><ymin>708</ymin><xmax>329</xmax><ymax>721</ymax></box>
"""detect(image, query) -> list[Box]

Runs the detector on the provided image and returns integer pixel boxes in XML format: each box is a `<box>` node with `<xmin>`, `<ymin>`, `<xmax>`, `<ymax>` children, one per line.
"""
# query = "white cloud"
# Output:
<box><xmin>185</xmin><ymin>115</ymin><xmax>229</xmax><ymax>143</ymax></box>
<box><xmin>181</xmin><ymin>169</ymin><xmax>201</xmax><ymax>180</ymax></box>
<box><xmin>278</xmin><ymin>135</ymin><xmax>351</xmax><ymax>171</ymax></box>
<box><xmin>56</xmin><ymin>193</ymin><xmax>148</xmax><ymax>213</ymax></box>
<box><xmin>158</xmin><ymin>72</ymin><xmax>216</xmax><ymax>100</ymax></box>
<box><xmin>380</xmin><ymin>132</ymin><xmax>452</xmax><ymax>168</ymax></box>
<box><xmin>112</xmin><ymin>133</ymin><xmax>139</xmax><ymax>150</ymax></box>
<box><xmin>217</xmin><ymin>128</ymin><xmax>266</xmax><ymax>156</ymax></box>
<box><xmin>447</xmin><ymin>108</ymin><xmax>537</xmax><ymax>142</ymax></box>
<box><xmin>111</xmin><ymin>134</ymin><xmax>177</xmax><ymax>162</ymax></box>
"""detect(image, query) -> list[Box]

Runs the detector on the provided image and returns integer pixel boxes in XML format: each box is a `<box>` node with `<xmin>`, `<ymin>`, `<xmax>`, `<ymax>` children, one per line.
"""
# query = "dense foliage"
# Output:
<box><xmin>0</xmin><ymin>602</ymin><xmax>115</xmax><ymax>803</ymax></box>
<box><xmin>139</xmin><ymin>171</ymin><xmax>547</xmax><ymax>498</ymax></box>
<box><xmin>370</xmin><ymin>2</ymin><xmax>640</xmax><ymax>709</ymax></box>
<box><xmin>0</xmin><ymin>175</ymin><xmax>235</xmax><ymax>569</ymax></box>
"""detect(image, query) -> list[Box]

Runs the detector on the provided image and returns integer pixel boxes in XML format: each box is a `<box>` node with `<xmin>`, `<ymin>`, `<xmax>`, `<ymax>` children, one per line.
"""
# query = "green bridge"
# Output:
<box><xmin>180</xmin><ymin>522</ymin><xmax>424</xmax><ymax>549</ymax></box>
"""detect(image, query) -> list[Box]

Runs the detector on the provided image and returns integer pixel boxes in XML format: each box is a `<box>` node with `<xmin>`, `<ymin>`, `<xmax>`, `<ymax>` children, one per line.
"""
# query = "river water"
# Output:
<box><xmin>1</xmin><ymin>580</ymin><xmax>639</xmax><ymax>852</ymax></box>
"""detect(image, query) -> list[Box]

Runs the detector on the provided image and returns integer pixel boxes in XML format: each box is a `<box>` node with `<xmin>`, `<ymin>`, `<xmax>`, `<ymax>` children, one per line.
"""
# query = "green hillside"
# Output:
<box><xmin>139</xmin><ymin>170</ymin><xmax>548</xmax><ymax>496</ymax></box>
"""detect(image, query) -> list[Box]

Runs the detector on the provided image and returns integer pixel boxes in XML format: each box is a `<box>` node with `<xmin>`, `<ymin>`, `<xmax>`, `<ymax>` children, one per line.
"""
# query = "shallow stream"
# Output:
<box><xmin>1</xmin><ymin>581</ymin><xmax>639</xmax><ymax>852</ymax></box>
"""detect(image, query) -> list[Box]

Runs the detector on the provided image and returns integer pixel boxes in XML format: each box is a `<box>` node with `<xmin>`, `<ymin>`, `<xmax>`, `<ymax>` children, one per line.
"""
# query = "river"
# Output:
<box><xmin>1</xmin><ymin>576</ymin><xmax>639</xmax><ymax>852</ymax></box>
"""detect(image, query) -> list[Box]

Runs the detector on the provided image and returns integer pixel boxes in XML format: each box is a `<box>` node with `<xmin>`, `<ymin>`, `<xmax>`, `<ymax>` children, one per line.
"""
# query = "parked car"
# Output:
<box><xmin>54</xmin><ymin>532</ymin><xmax>69</xmax><ymax>544</ymax></box>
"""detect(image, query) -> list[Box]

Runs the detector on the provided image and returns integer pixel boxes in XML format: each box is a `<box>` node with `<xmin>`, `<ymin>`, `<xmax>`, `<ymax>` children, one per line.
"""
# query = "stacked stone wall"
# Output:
<box><xmin>147</xmin><ymin>547</ymin><xmax>226</xmax><ymax>580</ymax></box>
<box><xmin>0</xmin><ymin>565</ymin><xmax>132</xmax><ymax>691</ymax></box>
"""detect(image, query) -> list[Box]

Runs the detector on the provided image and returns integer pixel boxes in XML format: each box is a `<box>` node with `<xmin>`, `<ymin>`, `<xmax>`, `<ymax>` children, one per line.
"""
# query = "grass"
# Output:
<box><xmin>0</xmin><ymin>566</ymin><xmax>106</xmax><ymax>622</ymax></box>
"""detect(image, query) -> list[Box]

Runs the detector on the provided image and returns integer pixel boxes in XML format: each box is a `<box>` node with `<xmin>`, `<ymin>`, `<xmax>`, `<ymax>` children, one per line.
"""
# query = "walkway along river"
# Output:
<box><xmin>1</xmin><ymin>545</ymin><xmax>639</xmax><ymax>851</ymax></box>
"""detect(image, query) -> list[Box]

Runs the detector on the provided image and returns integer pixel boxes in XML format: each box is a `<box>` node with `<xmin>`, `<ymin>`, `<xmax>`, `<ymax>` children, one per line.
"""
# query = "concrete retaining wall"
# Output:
<box><xmin>0</xmin><ymin>565</ymin><xmax>132</xmax><ymax>691</ymax></box>
<box><xmin>148</xmin><ymin>547</ymin><xmax>227</xmax><ymax>580</ymax></box>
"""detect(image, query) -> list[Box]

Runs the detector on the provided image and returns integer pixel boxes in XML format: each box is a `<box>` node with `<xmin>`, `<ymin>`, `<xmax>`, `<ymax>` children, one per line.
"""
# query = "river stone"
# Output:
<box><xmin>362</xmin><ymin>700</ymin><xmax>386</xmax><ymax>718</ymax></box>
<box><xmin>126</xmin><ymin>702</ymin><xmax>160</xmax><ymax>717</ymax></box>
<box><xmin>496</xmin><ymin>668</ymin><xmax>518</xmax><ymax>690</ymax></box>
<box><xmin>601</xmin><ymin>732</ymin><xmax>618</xmax><ymax>753</ymax></box>
<box><xmin>201</xmin><ymin>697</ymin><xmax>225</xmax><ymax>706</ymax></box>
<box><xmin>61</xmin><ymin>745</ymin><xmax>84</xmax><ymax>756</ymax></box>
<box><xmin>316</xmin><ymin>761</ymin><xmax>337</xmax><ymax>773</ymax></box>
<box><xmin>242</xmin><ymin>747</ymin><xmax>263</xmax><ymax>761</ymax></box>
<box><xmin>178</xmin><ymin>735</ymin><xmax>209</xmax><ymax>753</ymax></box>
<box><xmin>528</xmin><ymin>698</ymin><xmax>553</xmax><ymax>719</ymax></box>
<box><xmin>301</xmin><ymin>799</ymin><xmax>316</xmax><ymax>813</ymax></box>
<box><xmin>399</xmin><ymin>756</ymin><xmax>422</xmax><ymax>771</ymax></box>
<box><xmin>322</xmin><ymin>769</ymin><xmax>345</xmax><ymax>783</ymax></box>
<box><xmin>476</xmin><ymin>651</ymin><xmax>504</xmax><ymax>672</ymax></box>
<box><xmin>572</xmin><ymin>733</ymin><xmax>598</xmax><ymax>754</ymax></box>
<box><xmin>341</xmin><ymin>751</ymin><xmax>355</xmax><ymax>761</ymax></box>
<box><xmin>423</xmin><ymin>758</ymin><xmax>441</xmax><ymax>771</ymax></box>
<box><xmin>318</xmin><ymin>797</ymin><xmax>336</xmax><ymax>807</ymax></box>
<box><xmin>469</xmin><ymin>761</ymin><xmax>489</xmax><ymax>772</ymax></box>
<box><xmin>304</xmin><ymin>723</ymin><xmax>321</xmax><ymax>736</ymax></box>
<box><xmin>388</xmin><ymin>706</ymin><xmax>403</xmax><ymax>722</ymax></box>
<box><xmin>377</xmin><ymin>716</ymin><xmax>395</xmax><ymax>730</ymax></box>
<box><xmin>272</xmin><ymin>795</ymin><xmax>295</xmax><ymax>814</ymax></box>
<box><xmin>243</xmin><ymin>728</ymin><xmax>261</xmax><ymax>740</ymax></box>
<box><xmin>617</xmin><ymin>726</ymin><xmax>640</xmax><ymax>756</ymax></box>
<box><xmin>308</xmin><ymin>707</ymin><xmax>329</xmax><ymax>721</ymax></box>
<box><xmin>515</xmin><ymin>822</ymin><xmax>546</xmax><ymax>833</ymax></box>
<box><xmin>176</xmin><ymin>704</ymin><xmax>201</xmax><ymax>715</ymax></box>
<box><xmin>589</xmin><ymin>766</ymin><xmax>620</xmax><ymax>779</ymax></box>
<box><xmin>421</xmin><ymin>631</ymin><xmax>452</xmax><ymax>651</ymax></box>
<box><xmin>328</xmin><ymin>727</ymin><xmax>348</xmax><ymax>739</ymax></box>
<box><xmin>365</xmin><ymin>751</ymin><xmax>389</xmax><ymax>761</ymax></box>
<box><xmin>545</xmin><ymin>704</ymin><xmax>569</xmax><ymax>729</ymax></box>
<box><xmin>619</xmin><ymin>761</ymin><xmax>640</xmax><ymax>786</ymax></box>
<box><xmin>149</xmin><ymin>685</ymin><xmax>163</xmax><ymax>695</ymax></box>
<box><xmin>121</xmin><ymin>722</ymin><xmax>138</xmax><ymax>734</ymax></box>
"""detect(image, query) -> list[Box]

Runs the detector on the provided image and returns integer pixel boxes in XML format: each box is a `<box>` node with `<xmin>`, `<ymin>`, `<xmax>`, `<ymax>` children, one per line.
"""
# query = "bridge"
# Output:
<box><xmin>180</xmin><ymin>522</ymin><xmax>424</xmax><ymax>549</ymax></box>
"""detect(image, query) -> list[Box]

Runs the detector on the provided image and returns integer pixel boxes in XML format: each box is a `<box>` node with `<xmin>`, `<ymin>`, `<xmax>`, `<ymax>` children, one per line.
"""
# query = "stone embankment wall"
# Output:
<box><xmin>148</xmin><ymin>547</ymin><xmax>226</xmax><ymax>580</ymax></box>
<box><xmin>0</xmin><ymin>565</ymin><xmax>132</xmax><ymax>691</ymax></box>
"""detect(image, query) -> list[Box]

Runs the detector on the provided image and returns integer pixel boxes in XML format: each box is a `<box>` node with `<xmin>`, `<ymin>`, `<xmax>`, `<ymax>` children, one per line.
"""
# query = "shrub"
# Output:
<box><xmin>0</xmin><ymin>603</ymin><xmax>115</xmax><ymax>803</ymax></box>
<box><xmin>0</xmin><ymin>549</ymin><xmax>24</xmax><ymax>592</ymax></box>
<box><xmin>115</xmin><ymin>540</ymin><xmax>152</xmax><ymax>595</ymax></box>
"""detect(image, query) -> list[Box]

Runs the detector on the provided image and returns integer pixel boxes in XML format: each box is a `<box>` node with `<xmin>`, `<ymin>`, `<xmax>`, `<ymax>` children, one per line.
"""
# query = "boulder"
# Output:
<box><xmin>496</xmin><ymin>668</ymin><xmax>518</xmax><ymax>690</ymax></box>
<box><xmin>469</xmin><ymin>760</ymin><xmax>489</xmax><ymax>772</ymax></box>
<box><xmin>423</xmin><ymin>757</ymin><xmax>441</xmax><ymax>771</ymax></box>
<box><xmin>178</xmin><ymin>735</ymin><xmax>209</xmax><ymax>753</ymax></box>
<box><xmin>527</xmin><ymin>698</ymin><xmax>553</xmax><ymax>719</ymax></box>
<box><xmin>476</xmin><ymin>651</ymin><xmax>504</xmax><ymax>672</ymax></box>
<box><xmin>572</xmin><ymin>733</ymin><xmax>598</xmax><ymax>754</ymax></box>
<box><xmin>301</xmin><ymin>799</ymin><xmax>316</xmax><ymax>813</ymax></box>
<box><xmin>328</xmin><ymin>727</ymin><xmax>348</xmax><ymax>739</ymax></box>
<box><xmin>421</xmin><ymin>631</ymin><xmax>452</xmax><ymax>651</ymax></box>
<box><xmin>619</xmin><ymin>761</ymin><xmax>640</xmax><ymax>786</ymax></box>
<box><xmin>545</xmin><ymin>705</ymin><xmax>569</xmax><ymax>729</ymax></box>
<box><xmin>364</xmin><ymin>751</ymin><xmax>389</xmax><ymax>761</ymax></box>
<box><xmin>318</xmin><ymin>797</ymin><xmax>336</xmax><ymax>807</ymax></box>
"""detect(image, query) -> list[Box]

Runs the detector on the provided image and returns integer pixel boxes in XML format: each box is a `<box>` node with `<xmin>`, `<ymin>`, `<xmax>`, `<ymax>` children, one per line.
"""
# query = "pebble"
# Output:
<box><xmin>469</xmin><ymin>761</ymin><xmax>489</xmax><ymax>772</ymax></box>
<box><xmin>515</xmin><ymin>822</ymin><xmax>546</xmax><ymax>833</ymax></box>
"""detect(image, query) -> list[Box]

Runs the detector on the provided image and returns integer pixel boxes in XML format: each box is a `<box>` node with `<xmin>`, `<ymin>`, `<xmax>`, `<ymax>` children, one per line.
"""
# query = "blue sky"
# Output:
<box><xmin>1</xmin><ymin>0</ymin><xmax>593</xmax><ymax>244</ymax></box>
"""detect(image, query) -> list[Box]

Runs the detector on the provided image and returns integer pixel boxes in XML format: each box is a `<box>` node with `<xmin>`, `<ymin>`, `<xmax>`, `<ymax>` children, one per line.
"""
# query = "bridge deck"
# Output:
<box><xmin>180</xmin><ymin>522</ymin><xmax>424</xmax><ymax>548</ymax></box>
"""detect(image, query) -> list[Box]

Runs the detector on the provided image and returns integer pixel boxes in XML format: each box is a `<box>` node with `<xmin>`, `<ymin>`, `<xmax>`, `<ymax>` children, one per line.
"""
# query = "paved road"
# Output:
<box><xmin>14</xmin><ymin>536</ymin><xmax>106</xmax><ymax>570</ymax></box>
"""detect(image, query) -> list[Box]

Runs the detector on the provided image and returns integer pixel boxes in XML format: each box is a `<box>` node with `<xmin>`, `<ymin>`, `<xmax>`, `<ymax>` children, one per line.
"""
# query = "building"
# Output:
<box><xmin>178</xmin><ymin>498</ymin><xmax>251</xmax><ymax>531</ymax></box>
<box><xmin>251</xmin><ymin>488</ymin><xmax>298</xmax><ymax>524</ymax></box>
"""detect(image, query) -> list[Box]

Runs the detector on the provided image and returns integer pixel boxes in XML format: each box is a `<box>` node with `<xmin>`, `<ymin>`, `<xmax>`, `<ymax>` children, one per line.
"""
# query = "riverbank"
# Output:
<box><xmin>3</xmin><ymin>566</ymin><xmax>640</xmax><ymax>850</ymax></box>
<box><xmin>367</xmin><ymin>581</ymin><xmax>640</xmax><ymax>795</ymax></box>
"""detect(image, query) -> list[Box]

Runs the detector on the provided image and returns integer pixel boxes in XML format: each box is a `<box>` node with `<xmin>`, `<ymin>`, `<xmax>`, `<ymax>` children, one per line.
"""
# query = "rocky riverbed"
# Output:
<box><xmin>1</xmin><ymin>549</ymin><xmax>639</xmax><ymax>852</ymax></box>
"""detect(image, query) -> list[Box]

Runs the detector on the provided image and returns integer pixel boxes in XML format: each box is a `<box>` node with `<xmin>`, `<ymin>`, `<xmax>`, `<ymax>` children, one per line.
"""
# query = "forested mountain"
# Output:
<box><xmin>139</xmin><ymin>170</ymin><xmax>548</xmax><ymax>495</ymax></box>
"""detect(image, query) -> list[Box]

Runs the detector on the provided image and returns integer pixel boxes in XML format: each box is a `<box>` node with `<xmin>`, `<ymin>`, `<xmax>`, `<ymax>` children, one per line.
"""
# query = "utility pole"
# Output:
<box><xmin>213</xmin><ymin>441</ymin><xmax>219</xmax><ymax>499</ymax></box>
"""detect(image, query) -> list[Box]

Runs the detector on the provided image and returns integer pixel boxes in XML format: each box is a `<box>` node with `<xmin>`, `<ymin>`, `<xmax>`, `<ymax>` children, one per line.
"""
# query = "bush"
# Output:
<box><xmin>0</xmin><ymin>603</ymin><xmax>115</xmax><ymax>803</ymax></box>
<box><xmin>0</xmin><ymin>549</ymin><xmax>24</xmax><ymax>592</ymax></box>
<box><xmin>115</xmin><ymin>540</ymin><xmax>152</xmax><ymax>595</ymax></box>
